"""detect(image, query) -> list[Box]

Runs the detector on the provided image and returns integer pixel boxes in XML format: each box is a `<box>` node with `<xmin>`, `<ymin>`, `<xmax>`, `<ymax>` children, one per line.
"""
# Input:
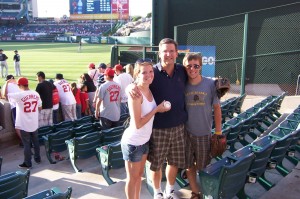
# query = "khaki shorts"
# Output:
<box><xmin>148</xmin><ymin>124</ymin><xmax>186</xmax><ymax>171</ymax></box>
<box><xmin>185</xmin><ymin>133</ymin><xmax>211</xmax><ymax>170</ymax></box>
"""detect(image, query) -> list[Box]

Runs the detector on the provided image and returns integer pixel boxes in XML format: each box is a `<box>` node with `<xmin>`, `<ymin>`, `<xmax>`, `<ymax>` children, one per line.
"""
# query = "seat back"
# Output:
<box><xmin>72</xmin><ymin>123</ymin><xmax>98</xmax><ymax>137</ymax></box>
<box><xmin>54</xmin><ymin>120</ymin><xmax>74</xmax><ymax>132</ymax></box>
<box><xmin>24</xmin><ymin>187</ymin><xmax>72</xmax><ymax>199</ymax></box>
<box><xmin>0</xmin><ymin>170</ymin><xmax>30</xmax><ymax>198</ymax></box>
<box><xmin>107</xmin><ymin>142</ymin><xmax>124</xmax><ymax>169</ymax></box>
<box><xmin>269</xmin><ymin>132</ymin><xmax>294</xmax><ymax>163</ymax></box>
<box><xmin>46</xmin><ymin>129</ymin><xmax>73</xmax><ymax>153</ymax></box>
<box><xmin>218</xmin><ymin>153</ymin><xmax>255</xmax><ymax>199</ymax></box>
<box><xmin>250</xmin><ymin>137</ymin><xmax>277</xmax><ymax>177</ymax></box>
<box><xmin>286</xmin><ymin>113</ymin><xmax>300</xmax><ymax>122</ymax></box>
<box><xmin>38</xmin><ymin>125</ymin><xmax>54</xmax><ymax>143</ymax></box>
<box><xmin>101</xmin><ymin>126</ymin><xmax>125</xmax><ymax>146</ymax></box>
<box><xmin>74</xmin><ymin>115</ymin><xmax>94</xmax><ymax>127</ymax></box>
<box><xmin>279</xmin><ymin>119</ymin><xmax>299</xmax><ymax>130</ymax></box>
<box><xmin>117</xmin><ymin>113</ymin><xmax>130</xmax><ymax>127</ymax></box>
<box><xmin>224</xmin><ymin>120</ymin><xmax>242</xmax><ymax>146</ymax></box>
<box><xmin>74</xmin><ymin>132</ymin><xmax>102</xmax><ymax>159</ymax></box>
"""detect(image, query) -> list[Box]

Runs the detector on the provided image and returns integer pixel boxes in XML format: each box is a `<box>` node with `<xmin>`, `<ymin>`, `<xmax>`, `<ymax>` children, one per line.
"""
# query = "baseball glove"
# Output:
<box><xmin>215</xmin><ymin>77</ymin><xmax>230</xmax><ymax>99</ymax></box>
<box><xmin>210</xmin><ymin>134</ymin><xmax>227</xmax><ymax>158</ymax></box>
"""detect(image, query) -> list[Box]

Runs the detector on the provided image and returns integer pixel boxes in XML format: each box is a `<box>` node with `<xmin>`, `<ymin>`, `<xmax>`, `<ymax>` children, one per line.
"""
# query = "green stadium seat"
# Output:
<box><xmin>37</xmin><ymin>125</ymin><xmax>54</xmax><ymax>144</ymax></box>
<box><xmin>234</xmin><ymin>138</ymin><xmax>276</xmax><ymax>198</ymax></box>
<box><xmin>43</xmin><ymin>129</ymin><xmax>73</xmax><ymax>164</ymax></box>
<box><xmin>278</xmin><ymin>119</ymin><xmax>299</xmax><ymax>131</ymax></box>
<box><xmin>199</xmin><ymin>153</ymin><xmax>255</xmax><ymax>199</ymax></box>
<box><xmin>96</xmin><ymin>141</ymin><xmax>124</xmax><ymax>185</ymax></box>
<box><xmin>72</xmin><ymin>123</ymin><xmax>98</xmax><ymax>137</ymax></box>
<box><xmin>65</xmin><ymin>132</ymin><xmax>102</xmax><ymax>172</ymax></box>
<box><xmin>0</xmin><ymin>170</ymin><xmax>30</xmax><ymax>198</ymax></box>
<box><xmin>74</xmin><ymin>115</ymin><xmax>94</xmax><ymax>127</ymax></box>
<box><xmin>24</xmin><ymin>187</ymin><xmax>72</xmax><ymax>199</ymax></box>
<box><xmin>222</xmin><ymin>118</ymin><xmax>242</xmax><ymax>152</ymax></box>
<box><xmin>100</xmin><ymin>126</ymin><xmax>125</xmax><ymax>146</ymax></box>
<box><xmin>53</xmin><ymin>120</ymin><xmax>75</xmax><ymax>132</ymax></box>
<box><xmin>117</xmin><ymin>113</ymin><xmax>130</xmax><ymax>127</ymax></box>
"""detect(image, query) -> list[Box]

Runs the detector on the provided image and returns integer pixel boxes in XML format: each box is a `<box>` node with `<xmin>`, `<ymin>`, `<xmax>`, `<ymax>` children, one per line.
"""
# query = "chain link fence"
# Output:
<box><xmin>174</xmin><ymin>2</ymin><xmax>300</xmax><ymax>96</ymax></box>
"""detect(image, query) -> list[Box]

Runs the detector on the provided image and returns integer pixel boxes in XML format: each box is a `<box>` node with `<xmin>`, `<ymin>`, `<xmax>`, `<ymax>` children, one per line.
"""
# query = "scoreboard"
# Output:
<box><xmin>70</xmin><ymin>0</ymin><xmax>129</xmax><ymax>20</ymax></box>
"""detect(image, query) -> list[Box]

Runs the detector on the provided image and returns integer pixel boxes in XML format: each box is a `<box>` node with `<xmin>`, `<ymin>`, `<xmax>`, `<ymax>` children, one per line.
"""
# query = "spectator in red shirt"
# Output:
<box><xmin>80</xmin><ymin>84</ymin><xmax>91</xmax><ymax>116</ymax></box>
<box><xmin>71</xmin><ymin>82</ymin><xmax>82</xmax><ymax>119</ymax></box>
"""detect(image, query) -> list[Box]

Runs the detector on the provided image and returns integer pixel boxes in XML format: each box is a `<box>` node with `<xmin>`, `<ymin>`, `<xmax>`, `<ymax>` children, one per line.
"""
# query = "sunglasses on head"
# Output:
<box><xmin>186</xmin><ymin>64</ymin><xmax>201</xmax><ymax>69</ymax></box>
<box><xmin>135</xmin><ymin>58</ymin><xmax>153</xmax><ymax>64</ymax></box>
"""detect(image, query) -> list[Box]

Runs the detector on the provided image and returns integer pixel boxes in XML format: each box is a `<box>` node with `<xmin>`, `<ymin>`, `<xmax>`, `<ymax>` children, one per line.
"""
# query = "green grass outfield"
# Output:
<box><xmin>0</xmin><ymin>42</ymin><xmax>112</xmax><ymax>89</ymax></box>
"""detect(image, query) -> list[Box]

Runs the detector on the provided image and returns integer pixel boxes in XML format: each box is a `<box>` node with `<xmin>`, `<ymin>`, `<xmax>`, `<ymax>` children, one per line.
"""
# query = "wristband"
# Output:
<box><xmin>215</xmin><ymin>131</ymin><xmax>222</xmax><ymax>135</ymax></box>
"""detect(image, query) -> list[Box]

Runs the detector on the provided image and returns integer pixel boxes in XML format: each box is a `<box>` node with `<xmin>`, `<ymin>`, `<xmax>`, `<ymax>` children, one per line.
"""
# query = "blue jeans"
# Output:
<box><xmin>53</xmin><ymin>109</ymin><xmax>59</xmax><ymax>124</ymax></box>
<box><xmin>120</xmin><ymin>102</ymin><xmax>129</xmax><ymax>115</ymax></box>
<box><xmin>76</xmin><ymin>104</ymin><xmax>82</xmax><ymax>119</ymax></box>
<box><xmin>100</xmin><ymin>117</ymin><xmax>119</xmax><ymax>130</ymax></box>
<box><xmin>20</xmin><ymin>130</ymin><xmax>40</xmax><ymax>166</ymax></box>
<box><xmin>121</xmin><ymin>142</ymin><xmax>149</xmax><ymax>162</ymax></box>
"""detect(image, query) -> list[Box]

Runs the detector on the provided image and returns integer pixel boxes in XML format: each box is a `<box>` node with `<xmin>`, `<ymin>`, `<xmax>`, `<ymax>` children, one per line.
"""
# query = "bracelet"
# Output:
<box><xmin>215</xmin><ymin>131</ymin><xmax>222</xmax><ymax>135</ymax></box>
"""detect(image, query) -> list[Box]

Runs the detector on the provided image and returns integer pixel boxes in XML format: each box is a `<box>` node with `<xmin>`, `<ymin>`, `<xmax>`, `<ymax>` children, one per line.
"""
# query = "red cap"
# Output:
<box><xmin>17</xmin><ymin>77</ymin><xmax>28</xmax><ymax>86</ymax></box>
<box><xmin>114</xmin><ymin>64</ymin><xmax>123</xmax><ymax>71</ymax></box>
<box><xmin>104</xmin><ymin>68</ymin><xmax>115</xmax><ymax>77</ymax></box>
<box><xmin>89</xmin><ymin>63</ymin><xmax>95</xmax><ymax>69</ymax></box>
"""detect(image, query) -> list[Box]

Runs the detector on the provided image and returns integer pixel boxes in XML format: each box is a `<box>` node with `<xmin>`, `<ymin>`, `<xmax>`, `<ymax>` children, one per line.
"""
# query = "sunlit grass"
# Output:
<box><xmin>0</xmin><ymin>42</ymin><xmax>112</xmax><ymax>89</ymax></box>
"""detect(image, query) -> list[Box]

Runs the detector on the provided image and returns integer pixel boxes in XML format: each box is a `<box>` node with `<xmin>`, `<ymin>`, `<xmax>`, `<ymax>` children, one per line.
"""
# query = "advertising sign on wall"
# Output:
<box><xmin>178</xmin><ymin>45</ymin><xmax>216</xmax><ymax>77</ymax></box>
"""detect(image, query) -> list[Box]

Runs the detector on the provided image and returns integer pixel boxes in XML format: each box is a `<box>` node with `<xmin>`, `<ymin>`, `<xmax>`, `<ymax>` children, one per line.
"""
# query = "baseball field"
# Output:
<box><xmin>0</xmin><ymin>42</ymin><xmax>112</xmax><ymax>89</ymax></box>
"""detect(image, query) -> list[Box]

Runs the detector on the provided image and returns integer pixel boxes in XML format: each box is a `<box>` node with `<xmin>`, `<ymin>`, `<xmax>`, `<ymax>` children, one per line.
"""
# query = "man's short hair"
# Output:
<box><xmin>182</xmin><ymin>53</ymin><xmax>202</xmax><ymax>66</ymax></box>
<box><xmin>56</xmin><ymin>73</ymin><xmax>64</xmax><ymax>79</ymax></box>
<box><xmin>36</xmin><ymin>71</ymin><xmax>46</xmax><ymax>79</ymax></box>
<box><xmin>159</xmin><ymin>38</ymin><xmax>178</xmax><ymax>51</ymax></box>
<box><xmin>6</xmin><ymin>75</ymin><xmax>14</xmax><ymax>81</ymax></box>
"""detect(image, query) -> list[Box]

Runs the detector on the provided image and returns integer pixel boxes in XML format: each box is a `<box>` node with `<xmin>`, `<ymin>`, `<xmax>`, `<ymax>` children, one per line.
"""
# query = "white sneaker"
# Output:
<box><xmin>164</xmin><ymin>190</ymin><xmax>180</xmax><ymax>199</ymax></box>
<box><xmin>154</xmin><ymin>192</ymin><xmax>164</xmax><ymax>199</ymax></box>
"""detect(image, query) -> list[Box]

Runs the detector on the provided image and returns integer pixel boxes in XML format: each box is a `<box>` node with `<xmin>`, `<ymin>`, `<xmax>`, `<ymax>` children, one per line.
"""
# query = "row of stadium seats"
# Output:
<box><xmin>0</xmin><ymin>169</ymin><xmax>72</xmax><ymax>198</ymax></box>
<box><xmin>198</xmin><ymin>93</ymin><xmax>299</xmax><ymax>198</ymax></box>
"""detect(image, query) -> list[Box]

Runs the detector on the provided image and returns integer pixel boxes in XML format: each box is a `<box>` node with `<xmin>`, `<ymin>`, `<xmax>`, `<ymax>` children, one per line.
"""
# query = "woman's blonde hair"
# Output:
<box><xmin>133</xmin><ymin>59</ymin><xmax>153</xmax><ymax>80</ymax></box>
<box><xmin>124</xmin><ymin>64</ymin><xmax>134</xmax><ymax>77</ymax></box>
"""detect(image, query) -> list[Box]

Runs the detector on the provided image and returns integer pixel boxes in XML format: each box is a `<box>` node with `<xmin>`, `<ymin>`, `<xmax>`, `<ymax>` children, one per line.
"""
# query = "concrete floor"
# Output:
<box><xmin>1</xmin><ymin>95</ymin><xmax>300</xmax><ymax>198</ymax></box>
<box><xmin>1</xmin><ymin>141</ymin><xmax>300</xmax><ymax>199</ymax></box>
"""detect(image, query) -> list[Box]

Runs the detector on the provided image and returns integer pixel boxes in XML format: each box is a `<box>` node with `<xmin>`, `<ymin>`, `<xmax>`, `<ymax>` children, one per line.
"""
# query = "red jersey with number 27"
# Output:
<box><xmin>8</xmin><ymin>90</ymin><xmax>42</xmax><ymax>132</ymax></box>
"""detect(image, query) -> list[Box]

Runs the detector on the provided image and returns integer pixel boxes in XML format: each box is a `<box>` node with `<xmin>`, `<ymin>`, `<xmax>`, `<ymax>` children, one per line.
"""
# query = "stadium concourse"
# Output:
<box><xmin>0</xmin><ymin>95</ymin><xmax>300</xmax><ymax>198</ymax></box>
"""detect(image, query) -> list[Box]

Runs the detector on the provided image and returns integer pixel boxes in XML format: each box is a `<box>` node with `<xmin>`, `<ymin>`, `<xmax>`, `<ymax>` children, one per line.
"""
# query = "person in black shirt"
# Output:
<box><xmin>36</xmin><ymin>71</ymin><xmax>54</xmax><ymax>127</ymax></box>
<box><xmin>13</xmin><ymin>50</ymin><xmax>21</xmax><ymax>76</ymax></box>
<box><xmin>0</xmin><ymin>49</ymin><xmax>8</xmax><ymax>78</ymax></box>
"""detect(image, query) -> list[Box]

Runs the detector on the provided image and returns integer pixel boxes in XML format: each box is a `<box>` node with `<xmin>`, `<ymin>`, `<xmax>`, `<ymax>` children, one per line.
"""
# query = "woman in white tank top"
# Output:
<box><xmin>121</xmin><ymin>59</ymin><xmax>171</xmax><ymax>199</ymax></box>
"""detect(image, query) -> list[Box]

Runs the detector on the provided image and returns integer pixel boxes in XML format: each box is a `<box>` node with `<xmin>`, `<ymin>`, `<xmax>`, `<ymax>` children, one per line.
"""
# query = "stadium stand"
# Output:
<box><xmin>24</xmin><ymin>187</ymin><xmax>72</xmax><ymax>199</ymax></box>
<box><xmin>0</xmin><ymin>170</ymin><xmax>30</xmax><ymax>198</ymax></box>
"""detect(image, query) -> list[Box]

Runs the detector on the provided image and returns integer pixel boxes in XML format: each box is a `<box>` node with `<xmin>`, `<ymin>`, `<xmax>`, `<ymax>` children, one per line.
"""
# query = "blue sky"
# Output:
<box><xmin>37</xmin><ymin>0</ymin><xmax>152</xmax><ymax>18</ymax></box>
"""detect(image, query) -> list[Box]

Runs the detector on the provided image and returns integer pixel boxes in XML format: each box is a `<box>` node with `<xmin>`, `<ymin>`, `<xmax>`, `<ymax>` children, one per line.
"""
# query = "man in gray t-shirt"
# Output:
<box><xmin>183</xmin><ymin>53</ymin><xmax>222</xmax><ymax>199</ymax></box>
<box><xmin>94</xmin><ymin>68</ymin><xmax>121</xmax><ymax>130</ymax></box>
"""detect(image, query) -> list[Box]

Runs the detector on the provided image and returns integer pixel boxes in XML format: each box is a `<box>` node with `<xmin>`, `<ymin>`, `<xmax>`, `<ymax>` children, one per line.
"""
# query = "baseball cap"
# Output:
<box><xmin>104</xmin><ymin>68</ymin><xmax>115</xmax><ymax>77</ymax></box>
<box><xmin>5</xmin><ymin>74</ymin><xmax>14</xmax><ymax>81</ymax></box>
<box><xmin>17</xmin><ymin>77</ymin><xmax>28</xmax><ymax>86</ymax></box>
<box><xmin>56</xmin><ymin>73</ymin><xmax>63</xmax><ymax>79</ymax></box>
<box><xmin>89</xmin><ymin>63</ymin><xmax>95</xmax><ymax>69</ymax></box>
<box><xmin>114</xmin><ymin>64</ymin><xmax>123</xmax><ymax>71</ymax></box>
<box><xmin>98</xmin><ymin>63</ymin><xmax>107</xmax><ymax>69</ymax></box>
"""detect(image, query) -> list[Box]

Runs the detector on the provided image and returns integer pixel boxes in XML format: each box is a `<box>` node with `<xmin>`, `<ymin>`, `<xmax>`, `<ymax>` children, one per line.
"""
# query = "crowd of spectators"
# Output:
<box><xmin>0</xmin><ymin>21</ymin><xmax>113</xmax><ymax>37</ymax></box>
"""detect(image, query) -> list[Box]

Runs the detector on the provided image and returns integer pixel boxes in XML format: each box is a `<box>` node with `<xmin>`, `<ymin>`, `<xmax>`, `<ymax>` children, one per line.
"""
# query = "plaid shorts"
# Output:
<box><xmin>39</xmin><ymin>108</ymin><xmax>53</xmax><ymax>127</ymax></box>
<box><xmin>148</xmin><ymin>124</ymin><xmax>186</xmax><ymax>171</ymax></box>
<box><xmin>185</xmin><ymin>133</ymin><xmax>211</xmax><ymax>170</ymax></box>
